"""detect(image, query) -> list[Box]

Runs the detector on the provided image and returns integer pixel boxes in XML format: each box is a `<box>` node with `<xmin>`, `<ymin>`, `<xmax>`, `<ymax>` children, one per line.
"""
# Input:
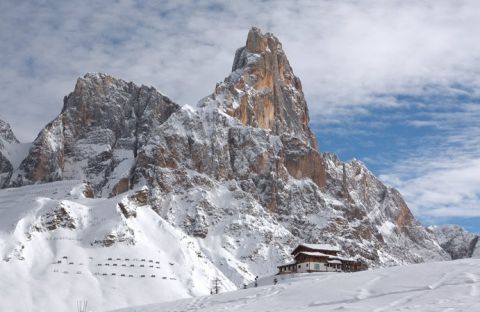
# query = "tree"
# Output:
<box><xmin>211</xmin><ymin>277</ymin><xmax>221</xmax><ymax>294</ymax></box>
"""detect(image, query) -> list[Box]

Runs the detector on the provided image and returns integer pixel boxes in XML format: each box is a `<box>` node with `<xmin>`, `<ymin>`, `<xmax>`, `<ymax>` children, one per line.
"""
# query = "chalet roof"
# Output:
<box><xmin>300</xmin><ymin>243</ymin><xmax>340</xmax><ymax>252</ymax></box>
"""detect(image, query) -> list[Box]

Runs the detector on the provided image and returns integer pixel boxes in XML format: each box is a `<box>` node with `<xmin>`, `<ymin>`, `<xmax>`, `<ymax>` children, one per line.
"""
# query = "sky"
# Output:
<box><xmin>0</xmin><ymin>0</ymin><xmax>479</xmax><ymax>233</ymax></box>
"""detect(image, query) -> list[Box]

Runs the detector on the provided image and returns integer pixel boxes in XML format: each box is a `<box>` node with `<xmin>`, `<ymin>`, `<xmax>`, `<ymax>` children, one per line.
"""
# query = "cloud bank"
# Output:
<box><xmin>1</xmin><ymin>0</ymin><xmax>479</xmax><ymax>225</ymax></box>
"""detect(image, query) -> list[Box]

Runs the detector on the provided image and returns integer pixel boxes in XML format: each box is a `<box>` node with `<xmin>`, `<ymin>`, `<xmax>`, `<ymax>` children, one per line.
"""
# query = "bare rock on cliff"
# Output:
<box><xmin>9</xmin><ymin>73</ymin><xmax>180</xmax><ymax>195</ymax></box>
<box><xmin>205</xmin><ymin>28</ymin><xmax>317</xmax><ymax>148</ymax></box>
<box><xmin>429</xmin><ymin>225</ymin><xmax>479</xmax><ymax>259</ymax></box>
<box><xmin>0</xmin><ymin>119</ymin><xmax>19</xmax><ymax>187</ymax></box>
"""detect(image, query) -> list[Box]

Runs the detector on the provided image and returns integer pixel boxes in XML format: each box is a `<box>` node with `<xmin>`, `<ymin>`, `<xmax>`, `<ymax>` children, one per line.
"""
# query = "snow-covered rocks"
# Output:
<box><xmin>8</xmin><ymin>73</ymin><xmax>180</xmax><ymax>195</ymax></box>
<box><xmin>0</xmin><ymin>119</ymin><xmax>20</xmax><ymax>187</ymax></box>
<box><xmin>429</xmin><ymin>225</ymin><xmax>479</xmax><ymax>259</ymax></box>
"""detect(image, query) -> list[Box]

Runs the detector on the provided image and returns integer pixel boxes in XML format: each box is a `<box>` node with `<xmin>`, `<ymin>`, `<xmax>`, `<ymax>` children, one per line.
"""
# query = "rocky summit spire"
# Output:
<box><xmin>208</xmin><ymin>27</ymin><xmax>318</xmax><ymax>150</ymax></box>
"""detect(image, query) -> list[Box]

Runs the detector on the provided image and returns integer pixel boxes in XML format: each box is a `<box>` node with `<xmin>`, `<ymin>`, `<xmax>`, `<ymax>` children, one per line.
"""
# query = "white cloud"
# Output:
<box><xmin>379</xmin><ymin>103</ymin><xmax>480</xmax><ymax>219</ymax></box>
<box><xmin>1</xmin><ymin>0</ymin><xmax>480</xmax><ymax>141</ymax></box>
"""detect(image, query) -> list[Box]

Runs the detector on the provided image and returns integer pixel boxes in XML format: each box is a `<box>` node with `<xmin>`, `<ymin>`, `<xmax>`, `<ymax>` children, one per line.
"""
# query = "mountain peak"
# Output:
<box><xmin>211</xmin><ymin>27</ymin><xmax>318</xmax><ymax>149</ymax></box>
<box><xmin>245</xmin><ymin>27</ymin><xmax>281</xmax><ymax>54</ymax></box>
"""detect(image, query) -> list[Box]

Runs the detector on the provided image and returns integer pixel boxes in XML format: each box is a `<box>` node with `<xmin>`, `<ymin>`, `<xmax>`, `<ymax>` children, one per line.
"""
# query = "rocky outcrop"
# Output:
<box><xmin>223</xmin><ymin>28</ymin><xmax>317</xmax><ymax>150</ymax></box>
<box><xmin>198</xmin><ymin>27</ymin><xmax>325</xmax><ymax>189</ymax></box>
<box><xmin>41</xmin><ymin>203</ymin><xmax>77</xmax><ymax>231</ymax></box>
<box><xmin>0</xmin><ymin>119</ymin><xmax>18</xmax><ymax>187</ymax></box>
<box><xmin>0</xmin><ymin>152</ymin><xmax>13</xmax><ymax>188</ymax></box>
<box><xmin>429</xmin><ymin>225</ymin><xmax>479</xmax><ymax>259</ymax></box>
<box><xmin>9</xmin><ymin>73</ymin><xmax>180</xmax><ymax>195</ymax></box>
<box><xmin>0</xmin><ymin>119</ymin><xmax>18</xmax><ymax>146</ymax></box>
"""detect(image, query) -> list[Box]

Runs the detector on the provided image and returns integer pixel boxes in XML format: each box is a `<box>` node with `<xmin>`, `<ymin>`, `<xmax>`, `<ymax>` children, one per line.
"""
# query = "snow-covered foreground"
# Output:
<box><xmin>113</xmin><ymin>259</ymin><xmax>480</xmax><ymax>312</ymax></box>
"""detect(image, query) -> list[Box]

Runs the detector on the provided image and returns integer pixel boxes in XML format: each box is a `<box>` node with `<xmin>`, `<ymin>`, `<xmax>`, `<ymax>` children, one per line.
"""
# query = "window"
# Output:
<box><xmin>314</xmin><ymin>263</ymin><xmax>320</xmax><ymax>270</ymax></box>
<box><xmin>306</xmin><ymin>264</ymin><xmax>309</xmax><ymax>267</ymax></box>
<box><xmin>298</xmin><ymin>265</ymin><xmax>301</xmax><ymax>268</ymax></box>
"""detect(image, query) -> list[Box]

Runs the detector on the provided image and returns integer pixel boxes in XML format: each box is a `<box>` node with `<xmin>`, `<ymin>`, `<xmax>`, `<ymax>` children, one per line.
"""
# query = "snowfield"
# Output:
<box><xmin>0</xmin><ymin>181</ymin><xmax>236</xmax><ymax>312</ymax></box>
<box><xmin>113</xmin><ymin>259</ymin><xmax>480</xmax><ymax>312</ymax></box>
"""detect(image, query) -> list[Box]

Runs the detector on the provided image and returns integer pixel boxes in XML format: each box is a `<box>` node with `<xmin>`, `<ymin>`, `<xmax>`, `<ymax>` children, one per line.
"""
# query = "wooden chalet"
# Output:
<box><xmin>277</xmin><ymin>243</ymin><xmax>366</xmax><ymax>274</ymax></box>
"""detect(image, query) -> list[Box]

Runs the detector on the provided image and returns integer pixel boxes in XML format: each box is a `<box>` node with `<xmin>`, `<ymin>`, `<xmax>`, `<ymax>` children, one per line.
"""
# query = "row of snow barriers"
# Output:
<box><xmin>98</xmin><ymin>263</ymin><xmax>161</xmax><ymax>269</ymax></box>
<box><xmin>55</xmin><ymin>256</ymin><xmax>174</xmax><ymax>267</ymax></box>
<box><xmin>50</xmin><ymin>256</ymin><xmax>177</xmax><ymax>280</ymax></box>
<box><xmin>52</xmin><ymin>270</ymin><xmax>176</xmax><ymax>279</ymax></box>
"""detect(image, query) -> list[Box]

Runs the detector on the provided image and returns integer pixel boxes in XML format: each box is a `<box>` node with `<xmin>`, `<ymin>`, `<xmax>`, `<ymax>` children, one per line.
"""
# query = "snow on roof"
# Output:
<box><xmin>277</xmin><ymin>261</ymin><xmax>296</xmax><ymax>267</ymax></box>
<box><xmin>328</xmin><ymin>260</ymin><xmax>342</xmax><ymax>264</ymax></box>
<box><xmin>296</xmin><ymin>251</ymin><xmax>331</xmax><ymax>257</ymax></box>
<box><xmin>336</xmin><ymin>256</ymin><xmax>358</xmax><ymax>262</ymax></box>
<box><xmin>300</xmin><ymin>243</ymin><xmax>340</xmax><ymax>252</ymax></box>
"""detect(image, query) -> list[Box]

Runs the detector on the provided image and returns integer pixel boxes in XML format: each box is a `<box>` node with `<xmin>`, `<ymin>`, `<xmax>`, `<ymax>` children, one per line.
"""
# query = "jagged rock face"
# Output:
<box><xmin>0</xmin><ymin>152</ymin><xmax>13</xmax><ymax>188</ymax></box>
<box><xmin>41</xmin><ymin>203</ymin><xmax>77</xmax><ymax>231</ymax></box>
<box><xmin>131</xmin><ymin>29</ymin><xmax>446</xmax><ymax>268</ymax></box>
<box><xmin>2</xmin><ymin>28</ymin><xmax>449</xmax><ymax>274</ymax></box>
<box><xmin>199</xmin><ymin>27</ymin><xmax>325</xmax><ymax>189</ymax></box>
<box><xmin>0</xmin><ymin>119</ymin><xmax>18</xmax><ymax>147</ymax></box>
<box><xmin>309</xmin><ymin>153</ymin><xmax>449</xmax><ymax>264</ymax></box>
<box><xmin>429</xmin><ymin>225</ymin><xmax>479</xmax><ymax>259</ymax></box>
<box><xmin>9</xmin><ymin>73</ymin><xmax>180</xmax><ymax>195</ymax></box>
<box><xmin>0</xmin><ymin>119</ymin><xmax>18</xmax><ymax>187</ymax></box>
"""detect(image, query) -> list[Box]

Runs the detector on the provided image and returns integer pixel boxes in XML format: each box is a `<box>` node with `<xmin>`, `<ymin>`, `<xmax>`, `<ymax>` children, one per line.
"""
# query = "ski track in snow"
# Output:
<box><xmin>355</xmin><ymin>274</ymin><xmax>385</xmax><ymax>300</ymax></box>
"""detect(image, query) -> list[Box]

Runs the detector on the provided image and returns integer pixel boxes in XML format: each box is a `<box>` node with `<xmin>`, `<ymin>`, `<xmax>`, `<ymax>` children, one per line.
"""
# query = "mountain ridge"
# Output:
<box><xmin>0</xmin><ymin>27</ymin><xmax>450</xmax><ymax>265</ymax></box>
<box><xmin>0</xmin><ymin>26</ymin><xmax>473</xmax><ymax>311</ymax></box>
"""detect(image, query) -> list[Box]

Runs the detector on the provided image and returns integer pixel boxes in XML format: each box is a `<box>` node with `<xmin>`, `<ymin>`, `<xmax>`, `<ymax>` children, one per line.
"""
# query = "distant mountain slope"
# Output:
<box><xmin>429</xmin><ymin>225</ymin><xmax>479</xmax><ymax>259</ymax></box>
<box><xmin>0</xmin><ymin>119</ymin><xmax>20</xmax><ymax>187</ymax></box>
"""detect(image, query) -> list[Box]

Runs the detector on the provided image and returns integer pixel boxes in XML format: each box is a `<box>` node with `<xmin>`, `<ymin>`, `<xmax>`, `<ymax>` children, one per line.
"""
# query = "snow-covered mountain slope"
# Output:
<box><xmin>429</xmin><ymin>225</ymin><xmax>479</xmax><ymax>259</ymax></box>
<box><xmin>112</xmin><ymin>259</ymin><xmax>480</xmax><ymax>312</ymax></box>
<box><xmin>0</xmin><ymin>181</ymin><xmax>238</xmax><ymax>311</ymax></box>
